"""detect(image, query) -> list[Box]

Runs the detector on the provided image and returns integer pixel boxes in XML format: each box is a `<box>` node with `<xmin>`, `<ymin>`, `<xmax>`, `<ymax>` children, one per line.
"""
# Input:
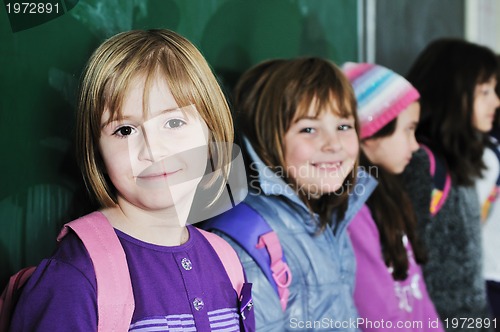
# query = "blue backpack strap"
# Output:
<box><xmin>203</xmin><ymin>202</ymin><xmax>291</xmax><ymax>311</ymax></box>
<box><xmin>420</xmin><ymin>144</ymin><xmax>452</xmax><ymax>216</ymax></box>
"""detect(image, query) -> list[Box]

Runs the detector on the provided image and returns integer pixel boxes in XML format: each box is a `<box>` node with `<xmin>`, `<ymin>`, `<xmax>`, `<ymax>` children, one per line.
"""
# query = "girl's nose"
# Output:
<box><xmin>322</xmin><ymin>131</ymin><xmax>342</xmax><ymax>152</ymax></box>
<box><xmin>409</xmin><ymin>134</ymin><xmax>419</xmax><ymax>153</ymax></box>
<box><xmin>138</xmin><ymin>125</ymin><xmax>168</xmax><ymax>162</ymax></box>
<box><xmin>493</xmin><ymin>93</ymin><xmax>500</xmax><ymax>108</ymax></box>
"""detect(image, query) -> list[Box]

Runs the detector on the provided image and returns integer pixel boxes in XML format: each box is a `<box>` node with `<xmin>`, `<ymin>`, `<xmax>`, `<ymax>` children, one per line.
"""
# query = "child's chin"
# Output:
<box><xmin>316</xmin><ymin>184</ymin><xmax>344</xmax><ymax>197</ymax></box>
<box><xmin>393</xmin><ymin>163</ymin><xmax>408</xmax><ymax>175</ymax></box>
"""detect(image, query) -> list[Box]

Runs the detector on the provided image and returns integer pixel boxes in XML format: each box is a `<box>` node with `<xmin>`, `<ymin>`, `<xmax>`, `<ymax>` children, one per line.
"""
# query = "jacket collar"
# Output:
<box><xmin>244</xmin><ymin>137</ymin><xmax>305</xmax><ymax>207</ymax></box>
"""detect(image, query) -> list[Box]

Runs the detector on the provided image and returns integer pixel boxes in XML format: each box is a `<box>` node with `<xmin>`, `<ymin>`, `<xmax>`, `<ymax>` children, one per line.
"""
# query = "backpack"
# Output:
<box><xmin>421</xmin><ymin>141</ymin><xmax>500</xmax><ymax>219</ymax></box>
<box><xmin>420</xmin><ymin>144</ymin><xmax>452</xmax><ymax>216</ymax></box>
<box><xmin>202</xmin><ymin>202</ymin><xmax>292</xmax><ymax>312</ymax></box>
<box><xmin>0</xmin><ymin>212</ymin><xmax>253</xmax><ymax>332</ymax></box>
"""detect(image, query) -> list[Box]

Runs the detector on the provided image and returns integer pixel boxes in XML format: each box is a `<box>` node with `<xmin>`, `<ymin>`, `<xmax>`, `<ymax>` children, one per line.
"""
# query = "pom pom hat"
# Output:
<box><xmin>342</xmin><ymin>62</ymin><xmax>420</xmax><ymax>139</ymax></box>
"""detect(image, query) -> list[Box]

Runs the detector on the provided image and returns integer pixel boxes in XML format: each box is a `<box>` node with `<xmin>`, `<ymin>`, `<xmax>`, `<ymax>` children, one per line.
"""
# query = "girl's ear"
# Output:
<box><xmin>360</xmin><ymin>138</ymin><xmax>380</xmax><ymax>161</ymax></box>
<box><xmin>360</xmin><ymin>138</ymin><xmax>375</xmax><ymax>150</ymax></box>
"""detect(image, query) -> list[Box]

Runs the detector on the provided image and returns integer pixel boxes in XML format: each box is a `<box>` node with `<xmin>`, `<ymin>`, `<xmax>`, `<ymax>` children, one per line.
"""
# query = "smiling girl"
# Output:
<box><xmin>208</xmin><ymin>57</ymin><xmax>376</xmax><ymax>331</ymax></box>
<box><xmin>10</xmin><ymin>29</ymin><xmax>254</xmax><ymax>331</ymax></box>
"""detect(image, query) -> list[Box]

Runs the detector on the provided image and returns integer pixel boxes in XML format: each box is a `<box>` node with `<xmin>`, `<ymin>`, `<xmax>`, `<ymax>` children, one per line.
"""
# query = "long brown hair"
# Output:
<box><xmin>234</xmin><ymin>57</ymin><xmax>359</xmax><ymax>229</ymax></box>
<box><xmin>407</xmin><ymin>38</ymin><xmax>497</xmax><ymax>185</ymax></box>
<box><xmin>362</xmin><ymin>119</ymin><xmax>426</xmax><ymax>280</ymax></box>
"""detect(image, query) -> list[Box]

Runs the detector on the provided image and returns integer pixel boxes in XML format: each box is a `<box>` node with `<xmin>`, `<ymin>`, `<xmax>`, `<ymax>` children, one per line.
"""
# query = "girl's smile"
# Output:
<box><xmin>284</xmin><ymin>101</ymin><xmax>358</xmax><ymax>196</ymax></box>
<box><xmin>99</xmin><ymin>74</ymin><xmax>209</xmax><ymax>219</ymax></box>
<box><xmin>312</xmin><ymin>161</ymin><xmax>343</xmax><ymax>170</ymax></box>
<box><xmin>137</xmin><ymin>170</ymin><xmax>180</xmax><ymax>180</ymax></box>
<box><xmin>136</xmin><ymin>167</ymin><xmax>182</xmax><ymax>186</ymax></box>
<box><xmin>136</xmin><ymin>160</ymin><xmax>183</xmax><ymax>182</ymax></box>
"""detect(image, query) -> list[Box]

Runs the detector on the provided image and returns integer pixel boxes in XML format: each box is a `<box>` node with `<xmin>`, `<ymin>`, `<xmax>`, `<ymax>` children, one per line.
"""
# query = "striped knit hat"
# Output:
<box><xmin>342</xmin><ymin>62</ymin><xmax>420</xmax><ymax>139</ymax></box>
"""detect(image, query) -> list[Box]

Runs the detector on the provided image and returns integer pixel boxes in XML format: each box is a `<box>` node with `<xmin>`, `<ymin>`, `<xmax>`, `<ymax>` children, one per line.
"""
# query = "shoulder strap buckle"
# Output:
<box><xmin>256</xmin><ymin>231</ymin><xmax>291</xmax><ymax>311</ymax></box>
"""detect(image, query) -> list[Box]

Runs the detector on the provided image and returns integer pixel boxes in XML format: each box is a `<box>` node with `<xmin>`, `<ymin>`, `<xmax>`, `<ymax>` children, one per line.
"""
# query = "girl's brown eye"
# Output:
<box><xmin>300</xmin><ymin>127</ymin><xmax>315</xmax><ymax>134</ymax></box>
<box><xmin>112</xmin><ymin>126</ymin><xmax>135</xmax><ymax>138</ymax></box>
<box><xmin>119</xmin><ymin>127</ymin><xmax>133</xmax><ymax>135</ymax></box>
<box><xmin>338</xmin><ymin>124</ymin><xmax>353</xmax><ymax>131</ymax></box>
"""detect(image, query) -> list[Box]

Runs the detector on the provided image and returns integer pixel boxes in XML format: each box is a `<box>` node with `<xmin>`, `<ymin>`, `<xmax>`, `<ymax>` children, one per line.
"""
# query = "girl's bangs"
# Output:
<box><xmin>295</xmin><ymin>89</ymin><xmax>354</xmax><ymax>121</ymax></box>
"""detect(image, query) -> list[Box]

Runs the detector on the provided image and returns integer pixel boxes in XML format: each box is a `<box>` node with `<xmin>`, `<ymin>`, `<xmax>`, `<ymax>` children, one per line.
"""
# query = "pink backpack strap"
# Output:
<box><xmin>420</xmin><ymin>144</ymin><xmax>452</xmax><ymax>216</ymax></box>
<box><xmin>0</xmin><ymin>266</ymin><xmax>36</xmax><ymax>331</ymax></box>
<box><xmin>57</xmin><ymin>211</ymin><xmax>135</xmax><ymax>331</ymax></box>
<box><xmin>198</xmin><ymin>229</ymin><xmax>245</xmax><ymax>296</ymax></box>
<box><xmin>420</xmin><ymin>144</ymin><xmax>436</xmax><ymax>176</ymax></box>
<box><xmin>256</xmin><ymin>232</ymin><xmax>291</xmax><ymax>311</ymax></box>
<box><xmin>202</xmin><ymin>202</ymin><xmax>291</xmax><ymax>311</ymax></box>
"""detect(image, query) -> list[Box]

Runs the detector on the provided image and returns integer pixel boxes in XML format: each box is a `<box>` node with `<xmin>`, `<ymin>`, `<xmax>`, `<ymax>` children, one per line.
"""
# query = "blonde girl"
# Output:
<box><xmin>10</xmin><ymin>29</ymin><xmax>254</xmax><ymax>331</ymax></box>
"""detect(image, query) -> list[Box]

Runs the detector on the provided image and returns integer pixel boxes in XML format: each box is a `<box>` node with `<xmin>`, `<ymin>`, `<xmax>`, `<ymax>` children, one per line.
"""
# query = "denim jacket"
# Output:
<box><xmin>215</xmin><ymin>140</ymin><xmax>377</xmax><ymax>331</ymax></box>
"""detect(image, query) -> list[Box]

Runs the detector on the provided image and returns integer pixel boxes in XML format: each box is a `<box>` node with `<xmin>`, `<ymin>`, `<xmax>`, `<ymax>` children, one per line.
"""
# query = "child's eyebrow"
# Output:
<box><xmin>293</xmin><ymin>115</ymin><xmax>318</xmax><ymax>123</ymax></box>
<box><xmin>101</xmin><ymin>116</ymin><xmax>131</xmax><ymax>129</ymax></box>
<box><xmin>101</xmin><ymin>107</ymin><xmax>186</xmax><ymax>128</ymax></box>
<box><xmin>149</xmin><ymin>106</ymin><xmax>187</xmax><ymax>118</ymax></box>
<box><xmin>293</xmin><ymin>113</ymin><xmax>354</xmax><ymax>123</ymax></box>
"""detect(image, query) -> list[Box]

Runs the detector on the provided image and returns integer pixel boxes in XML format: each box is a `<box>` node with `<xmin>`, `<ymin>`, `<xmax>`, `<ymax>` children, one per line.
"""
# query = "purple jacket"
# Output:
<box><xmin>348</xmin><ymin>205</ymin><xmax>443</xmax><ymax>332</ymax></box>
<box><xmin>10</xmin><ymin>223</ymin><xmax>252</xmax><ymax>331</ymax></box>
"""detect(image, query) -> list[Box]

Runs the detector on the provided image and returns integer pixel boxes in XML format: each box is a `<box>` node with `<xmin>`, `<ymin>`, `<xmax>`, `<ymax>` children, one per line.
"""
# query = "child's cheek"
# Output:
<box><xmin>343</xmin><ymin>132</ymin><xmax>360</xmax><ymax>160</ymax></box>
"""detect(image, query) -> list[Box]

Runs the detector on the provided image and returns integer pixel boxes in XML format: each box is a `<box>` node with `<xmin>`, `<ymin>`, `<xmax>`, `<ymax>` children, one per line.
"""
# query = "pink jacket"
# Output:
<box><xmin>348</xmin><ymin>205</ymin><xmax>444</xmax><ymax>332</ymax></box>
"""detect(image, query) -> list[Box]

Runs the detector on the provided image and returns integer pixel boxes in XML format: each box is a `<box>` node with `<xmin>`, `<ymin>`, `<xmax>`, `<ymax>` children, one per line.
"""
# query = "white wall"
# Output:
<box><xmin>465</xmin><ymin>0</ymin><xmax>500</xmax><ymax>53</ymax></box>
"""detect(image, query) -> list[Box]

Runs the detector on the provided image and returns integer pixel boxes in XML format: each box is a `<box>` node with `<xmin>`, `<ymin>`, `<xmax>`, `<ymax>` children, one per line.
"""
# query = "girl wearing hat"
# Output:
<box><xmin>343</xmin><ymin>63</ymin><xmax>443</xmax><ymax>331</ymax></box>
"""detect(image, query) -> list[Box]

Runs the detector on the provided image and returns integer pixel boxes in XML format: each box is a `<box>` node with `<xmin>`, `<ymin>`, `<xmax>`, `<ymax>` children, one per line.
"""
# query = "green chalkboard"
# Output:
<box><xmin>0</xmin><ymin>0</ymin><xmax>358</xmax><ymax>287</ymax></box>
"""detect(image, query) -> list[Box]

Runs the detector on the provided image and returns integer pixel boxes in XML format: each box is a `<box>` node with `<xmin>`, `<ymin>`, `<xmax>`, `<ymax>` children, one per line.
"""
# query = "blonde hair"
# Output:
<box><xmin>76</xmin><ymin>29</ymin><xmax>233</xmax><ymax>207</ymax></box>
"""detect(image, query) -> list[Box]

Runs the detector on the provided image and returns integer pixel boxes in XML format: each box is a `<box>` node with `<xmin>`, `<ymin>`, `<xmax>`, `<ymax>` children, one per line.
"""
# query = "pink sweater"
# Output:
<box><xmin>348</xmin><ymin>205</ymin><xmax>444</xmax><ymax>332</ymax></box>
